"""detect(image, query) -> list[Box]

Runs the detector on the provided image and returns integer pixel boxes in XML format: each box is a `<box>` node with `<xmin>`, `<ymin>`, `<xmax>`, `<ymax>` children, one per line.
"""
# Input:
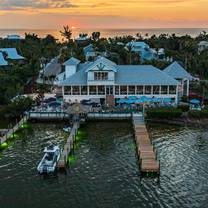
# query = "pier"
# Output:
<box><xmin>132</xmin><ymin>114</ymin><xmax>160</xmax><ymax>176</ymax></box>
<box><xmin>57</xmin><ymin>121</ymin><xmax>80</xmax><ymax>169</ymax></box>
<box><xmin>0</xmin><ymin>115</ymin><xmax>29</xmax><ymax>145</ymax></box>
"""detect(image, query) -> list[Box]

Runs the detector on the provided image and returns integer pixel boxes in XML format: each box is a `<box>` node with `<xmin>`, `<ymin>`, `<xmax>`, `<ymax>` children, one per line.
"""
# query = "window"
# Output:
<box><xmin>89</xmin><ymin>86</ymin><xmax>97</xmax><ymax>95</ymax></box>
<box><xmin>98</xmin><ymin>86</ymin><xmax>105</xmax><ymax>95</ymax></box>
<box><xmin>72</xmin><ymin>86</ymin><xmax>80</xmax><ymax>95</ymax></box>
<box><xmin>64</xmin><ymin>86</ymin><xmax>71</xmax><ymax>95</ymax></box>
<box><xmin>120</xmin><ymin>86</ymin><xmax>127</xmax><ymax>95</ymax></box>
<box><xmin>145</xmin><ymin>86</ymin><xmax>152</xmax><ymax>94</ymax></box>
<box><xmin>136</xmin><ymin>86</ymin><xmax>144</xmax><ymax>95</ymax></box>
<box><xmin>169</xmin><ymin>85</ymin><xmax>176</xmax><ymax>94</ymax></box>
<box><xmin>115</xmin><ymin>86</ymin><xmax>119</xmax><ymax>95</ymax></box>
<box><xmin>128</xmin><ymin>86</ymin><xmax>135</xmax><ymax>95</ymax></box>
<box><xmin>161</xmin><ymin>86</ymin><xmax>168</xmax><ymax>94</ymax></box>
<box><xmin>94</xmin><ymin>72</ymin><xmax>108</xmax><ymax>81</ymax></box>
<box><xmin>153</xmin><ymin>86</ymin><xmax>160</xmax><ymax>94</ymax></box>
<box><xmin>81</xmin><ymin>86</ymin><xmax>88</xmax><ymax>95</ymax></box>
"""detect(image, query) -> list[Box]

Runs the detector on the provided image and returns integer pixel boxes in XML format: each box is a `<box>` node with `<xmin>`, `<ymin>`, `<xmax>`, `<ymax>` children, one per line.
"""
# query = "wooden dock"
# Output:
<box><xmin>0</xmin><ymin>115</ymin><xmax>29</xmax><ymax>145</ymax></box>
<box><xmin>57</xmin><ymin>122</ymin><xmax>80</xmax><ymax>169</ymax></box>
<box><xmin>132</xmin><ymin>114</ymin><xmax>160</xmax><ymax>176</ymax></box>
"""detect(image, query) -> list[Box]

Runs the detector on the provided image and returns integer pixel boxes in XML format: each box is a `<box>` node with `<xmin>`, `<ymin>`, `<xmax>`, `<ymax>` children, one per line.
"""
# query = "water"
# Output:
<box><xmin>0</xmin><ymin>28</ymin><xmax>208</xmax><ymax>40</ymax></box>
<box><xmin>0</xmin><ymin>121</ymin><xmax>208</xmax><ymax>208</ymax></box>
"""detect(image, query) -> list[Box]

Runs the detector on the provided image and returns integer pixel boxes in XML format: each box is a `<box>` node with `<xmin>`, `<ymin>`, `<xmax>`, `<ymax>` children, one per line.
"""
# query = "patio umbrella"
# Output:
<box><xmin>151</xmin><ymin>97</ymin><xmax>162</xmax><ymax>103</ymax></box>
<box><xmin>135</xmin><ymin>98</ymin><xmax>144</xmax><ymax>104</ymax></box>
<box><xmin>141</xmin><ymin>96</ymin><xmax>150</xmax><ymax>102</ymax></box>
<box><xmin>128</xmin><ymin>96</ymin><xmax>137</xmax><ymax>100</ymax></box>
<box><xmin>163</xmin><ymin>98</ymin><xmax>172</xmax><ymax>103</ymax></box>
<box><xmin>190</xmin><ymin>99</ymin><xmax>200</xmax><ymax>104</ymax></box>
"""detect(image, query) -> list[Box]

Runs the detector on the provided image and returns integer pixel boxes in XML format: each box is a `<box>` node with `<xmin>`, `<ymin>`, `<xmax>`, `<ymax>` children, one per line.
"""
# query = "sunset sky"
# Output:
<box><xmin>0</xmin><ymin>0</ymin><xmax>208</xmax><ymax>29</ymax></box>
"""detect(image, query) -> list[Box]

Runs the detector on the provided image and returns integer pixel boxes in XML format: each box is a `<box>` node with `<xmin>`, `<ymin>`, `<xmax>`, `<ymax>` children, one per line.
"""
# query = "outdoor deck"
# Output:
<box><xmin>57</xmin><ymin>121</ymin><xmax>80</xmax><ymax>169</ymax></box>
<box><xmin>132</xmin><ymin>114</ymin><xmax>160</xmax><ymax>175</ymax></box>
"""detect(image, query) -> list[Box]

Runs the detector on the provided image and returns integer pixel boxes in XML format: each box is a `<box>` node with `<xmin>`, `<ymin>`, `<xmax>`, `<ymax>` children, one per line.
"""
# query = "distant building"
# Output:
<box><xmin>0</xmin><ymin>48</ymin><xmax>25</xmax><ymax>60</ymax></box>
<box><xmin>83</xmin><ymin>44</ymin><xmax>96</xmax><ymax>60</ymax></box>
<box><xmin>55</xmin><ymin>56</ymin><xmax>180</xmax><ymax>104</ymax></box>
<box><xmin>75</xmin><ymin>36</ymin><xmax>90</xmax><ymax>45</ymax></box>
<box><xmin>0</xmin><ymin>48</ymin><xmax>25</xmax><ymax>67</ymax></box>
<box><xmin>0</xmin><ymin>52</ymin><xmax>8</xmax><ymax>66</ymax></box>
<box><xmin>38</xmin><ymin>57</ymin><xmax>62</xmax><ymax>84</ymax></box>
<box><xmin>125</xmin><ymin>41</ymin><xmax>165</xmax><ymax>61</ymax></box>
<box><xmin>5</xmin><ymin>35</ymin><xmax>24</xmax><ymax>40</ymax></box>
<box><xmin>198</xmin><ymin>41</ymin><xmax>208</xmax><ymax>54</ymax></box>
<box><xmin>164</xmin><ymin>61</ymin><xmax>193</xmax><ymax>98</ymax></box>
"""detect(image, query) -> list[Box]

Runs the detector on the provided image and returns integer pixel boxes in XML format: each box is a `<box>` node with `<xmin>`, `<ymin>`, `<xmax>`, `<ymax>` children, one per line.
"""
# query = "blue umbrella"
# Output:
<box><xmin>190</xmin><ymin>99</ymin><xmax>200</xmax><ymax>104</ymax></box>
<box><xmin>135</xmin><ymin>98</ymin><xmax>144</xmax><ymax>103</ymax></box>
<box><xmin>117</xmin><ymin>99</ymin><xmax>126</xmax><ymax>104</ymax></box>
<box><xmin>163</xmin><ymin>98</ymin><xmax>172</xmax><ymax>103</ymax></box>
<box><xmin>151</xmin><ymin>97</ymin><xmax>161</xmax><ymax>102</ymax></box>
<box><xmin>141</xmin><ymin>96</ymin><xmax>150</xmax><ymax>102</ymax></box>
<box><xmin>126</xmin><ymin>99</ymin><xmax>135</xmax><ymax>104</ymax></box>
<box><xmin>128</xmin><ymin>96</ymin><xmax>137</xmax><ymax>100</ymax></box>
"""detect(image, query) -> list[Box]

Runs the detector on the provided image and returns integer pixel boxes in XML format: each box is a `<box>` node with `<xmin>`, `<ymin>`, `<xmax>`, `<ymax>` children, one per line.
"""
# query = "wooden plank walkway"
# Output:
<box><xmin>57</xmin><ymin>122</ymin><xmax>80</xmax><ymax>169</ymax></box>
<box><xmin>132</xmin><ymin>114</ymin><xmax>160</xmax><ymax>175</ymax></box>
<box><xmin>0</xmin><ymin>115</ymin><xmax>29</xmax><ymax>145</ymax></box>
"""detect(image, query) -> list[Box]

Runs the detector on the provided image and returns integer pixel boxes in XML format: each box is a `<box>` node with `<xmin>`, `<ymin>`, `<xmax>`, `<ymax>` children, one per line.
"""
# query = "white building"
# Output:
<box><xmin>198</xmin><ymin>41</ymin><xmax>208</xmax><ymax>54</ymax></box>
<box><xmin>5</xmin><ymin>35</ymin><xmax>24</xmax><ymax>40</ymax></box>
<box><xmin>125</xmin><ymin>41</ymin><xmax>165</xmax><ymax>61</ymax></box>
<box><xmin>0</xmin><ymin>48</ymin><xmax>25</xmax><ymax>60</ymax></box>
<box><xmin>164</xmin><ymin>61</ymin><xmax>193</xmax><ymax>98</ymax></box>
<box><xmin>56</xmin><ymin>56</ymin><xmax>183</xmax><ymax>105</ymax></box>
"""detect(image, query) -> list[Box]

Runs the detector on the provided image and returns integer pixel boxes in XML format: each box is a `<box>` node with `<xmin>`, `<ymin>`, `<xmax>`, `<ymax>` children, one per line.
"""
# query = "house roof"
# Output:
<box><xmin>44</xmin><ymin>57</ymin><xmax>62</xmax><ymax>77</ymax></box>
<box><xmin>116</xmin><ymin>65</ymin><xmax>179</xmax><ymax>85</ymax></box>
<box><xmin>5</xmin><ymin>35</ymin><xmax>24</xmax><ymax>40</ymax></box>
<box><xmin>85</xmin><ymin>56</ymin><xmax>117</xmax><ymax>72</ymax></box>
<box><xmin>0</xmin><ymin>48</ymin><xmax>25</xmax><ymax>60</ymax></box>
<box><xmin>63</xmin><ymin>57</ymin><xmax>81</xmax><ymax>66</ymax></box>
<box><xmin>164</xmin><ymin>61</ymin><xmax>193</xmax><ymax>80</ymax></box>
<box><xmin>198</xmin><ymin>41</ymin><xmax>208</xmax><ymax>46</ymax></box>
<box><xmin>0</xmin><ymin>52</ymin><xmax>8</xmax><ymax>66</ymax></box>
<box><xmin>83</xmin><ymin>44</ymin><xmax>94</xmax><ymax>55</ymax></box>
<box><xmin>126</xmin><ymin>41</ymin><xmax>149</xmax><ymax>48</ymax></box>
<box><xmin>59</xmin><ymin>63</ymin><xmax>179</xmax><ymax>86</ymax></box>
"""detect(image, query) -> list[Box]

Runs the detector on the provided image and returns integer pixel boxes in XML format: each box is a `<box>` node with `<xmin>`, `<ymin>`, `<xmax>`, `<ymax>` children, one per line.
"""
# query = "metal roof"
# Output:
<box><xmin>59</xmin><ymin>62</ymin><xmax>179</xmax><ymax>86</ymax></box>
<box><xmin>63</xmin><ymin>57</ymin><xmax>81</xmax><ymax>66</ymax></box>
<box><xmin>0</xmin><ymin>48</ymin><xmax>25</xmax><ymax>60</ymax></box>
<box><xmin>116</xmin><ymin>65</ymin><xmax>179</xmax><ymax>85</ymax></box>
<box><xmin>0</xmin><ymin>52</ymin><xmax>8</xmax><ymax>66</ymax></box>
<box><xmin>164</xmin><ymin>61</ymin><xmax>193</xmax><ymax>80</ymax></box>
<box><xmin>44</xmin><ymin>57</ymin><xmax>62</xmax><ymax>77</ymax></box>
<box><xmin>126</xmin><ymin>41</ymin><xmax>149</xmax><ymax>48</ymax></box>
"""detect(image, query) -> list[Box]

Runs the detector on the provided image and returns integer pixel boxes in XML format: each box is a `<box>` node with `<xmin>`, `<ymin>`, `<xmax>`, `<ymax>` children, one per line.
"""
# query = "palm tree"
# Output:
<box><xmin>60</xmin><ymin>25</ymin><xmax>72</xmax><ymax>43</ymax></box>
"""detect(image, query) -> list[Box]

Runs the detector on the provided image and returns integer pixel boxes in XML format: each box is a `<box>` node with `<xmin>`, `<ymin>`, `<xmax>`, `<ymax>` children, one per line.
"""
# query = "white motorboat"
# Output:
<box><xmin>37</xmin><ymin>145</ymin><xmax>61</xmax><ymax>174</ymax></box>
<box><xmin>63</xmin><ymin>127</ymin><xmax>71</xmax><ymax>133</ymax></box>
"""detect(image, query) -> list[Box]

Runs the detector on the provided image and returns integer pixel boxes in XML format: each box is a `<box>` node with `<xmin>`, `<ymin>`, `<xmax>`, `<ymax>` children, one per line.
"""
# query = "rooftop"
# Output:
<box><xmin>63</xmin><ymin>57</ymin><xmax>81</xmax><ymax>66</ymax></box>
<box><xmin>0</xmin><ymin>52</ymin><xmax>8</xmax><ymax>66</ymax></box>
<box><xmin>0</xmin><ymin>48</ymin><xmax>25</xmax><ymax>60</ymax></box>
<box><xmin>164</xmin><ymin>61</ymin><xmax>193</xmax><ymax>80</ymax></box>
<box><xmin>59</xmin><ymin>57</ymin><xmax>179</xmax><ymax>86</ymax></box>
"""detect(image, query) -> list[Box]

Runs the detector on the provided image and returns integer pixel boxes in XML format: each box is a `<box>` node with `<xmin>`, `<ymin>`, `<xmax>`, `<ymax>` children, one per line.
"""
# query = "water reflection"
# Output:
<box><xmin>0</xmin><ymin>122</ymin><xmax>207</xmax><ymax>208</ymax></box>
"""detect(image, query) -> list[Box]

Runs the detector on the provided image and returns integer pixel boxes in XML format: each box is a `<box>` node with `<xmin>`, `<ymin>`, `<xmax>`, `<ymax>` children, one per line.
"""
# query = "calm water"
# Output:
<box><xmin>0</xmin><ymin>121</ymin><xmax>208</xmax><ymax>208</ymax></box>
<box><xmin>0</xmin><ymin>28</ymin><xmax>208</xmax><ymax>40</ymax></box>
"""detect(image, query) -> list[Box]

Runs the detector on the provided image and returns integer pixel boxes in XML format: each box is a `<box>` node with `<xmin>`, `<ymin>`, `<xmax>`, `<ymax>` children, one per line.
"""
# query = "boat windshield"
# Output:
<box><xmin>45</xmin><ymin>153</ymin><xmax>54</xmax><ymax>161</ymax></box>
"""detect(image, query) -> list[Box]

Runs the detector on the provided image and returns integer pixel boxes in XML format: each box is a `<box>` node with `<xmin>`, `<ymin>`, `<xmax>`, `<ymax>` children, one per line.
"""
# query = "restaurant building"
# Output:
<box><xmin>56</xmin><ymin>56</ymin><xmax>187</xmax><ymax>105</ymax></box>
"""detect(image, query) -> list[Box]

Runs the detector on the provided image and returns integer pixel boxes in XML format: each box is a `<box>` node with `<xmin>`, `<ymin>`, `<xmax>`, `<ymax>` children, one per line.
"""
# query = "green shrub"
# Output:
<box><xmin>4</xmin><ymin>96</ymin><xmax>33</xmax><ymax>119</ymax></box>
<box><xmin>146</xmin><ymin>107</ymin><xmax>183</xmax><ymax>119</ymax></box>
<box><xmin>188</xmin><ymin>110</ymin><xmax>208</xmax><ymax>118</ymax></box>
<box><xmin>177</xmin><ymin>104</ymin><xmax>190</xmax><ymax>112</ymax></box>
